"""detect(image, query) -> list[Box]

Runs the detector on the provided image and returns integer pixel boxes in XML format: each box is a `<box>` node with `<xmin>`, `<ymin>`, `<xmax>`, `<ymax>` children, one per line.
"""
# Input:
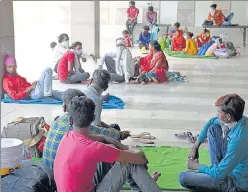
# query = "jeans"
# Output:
<box><xmin>179</xmin><ymin>124</ymin><xmax>242</xmax><ymax>191</ymax></box>
<box><xmin>104</xmin><ymin>56</ymin><xmax>125</xmax><ymax>83</ymax></box>
<box><xmin>30</xmin><ymin>68</ymin><xmax>62</xmax><ymax>100</ymax></box>
<box><xmin>62</xmin><ymin>72</ymin><xmax>90</xmax><ymax>84</ymax></box>
<box><xmin>93</xmin><ymin>162</ymin><xmax>161</xmax><ymax>192</ymax></box>
<box><xmin>126</xmin><ymin>19</ymin><xmax>137</xmax><ymax>35</ymax></box>
<box><xmin>221</xmin><ymin>12</ymin><xmax>234</xmax><ymax>26</ymax></box>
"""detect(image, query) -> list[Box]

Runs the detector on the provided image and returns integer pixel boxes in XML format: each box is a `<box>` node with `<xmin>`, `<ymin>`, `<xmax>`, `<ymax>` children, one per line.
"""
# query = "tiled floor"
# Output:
<box><xmin>2</xmin><ymin>46</ymin><xmax>248</xmax><ymax>191</ymax></box>
<box><xmin>2</xmin><ymin>47</ymin><xmax>248</xmax><ymax>150</ymax></box>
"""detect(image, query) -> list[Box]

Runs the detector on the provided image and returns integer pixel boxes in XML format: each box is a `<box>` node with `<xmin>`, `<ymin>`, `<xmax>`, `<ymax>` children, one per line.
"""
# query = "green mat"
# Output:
<box><xmin>33</xmin><ymin>147</ymin><xmax>210</xmax><ymax>190</ymax></box>
<box><xmin>124</xmin><ymin>146</ymin><xmax>210</xmax><ymax>190</ymax></box>
<box><xmin>164</xmin><ymin>48</ymin><xmax>218</xmax><ymax>59</ymax></box>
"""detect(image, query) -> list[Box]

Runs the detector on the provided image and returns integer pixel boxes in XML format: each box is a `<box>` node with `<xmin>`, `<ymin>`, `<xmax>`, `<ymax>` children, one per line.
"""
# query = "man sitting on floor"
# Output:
<box><xmin>54</xmin><ymin>95</ymin><xmax>161</xmax><ymax>192</ymax></box>
<box><xmin>100</xmin><ymin>39</ymin><xmax>134</xmax><ymax>83</ymax></box>
<box><xmin>84</xmin><ymin>69</ymin><xmax>129</xmax><ymax>132</ymax></box>
<box><xmin>179</xmin><ymin>93</ymin><xmax>248</xmax><ymax>192</ymax></box>
<box><xmin>3</xmin><ymin>55</ymin><xmax>62</xmax><ymax>101</ymax></box>
<box><xmin>42</xmin><ymin>88</ymin><xmax>130</xmax><ymax>169</ymax></box>
<box><xmin>50</xmin><ymin>33</ymin><xmax>70</xmax><ymax>76</ymax></box>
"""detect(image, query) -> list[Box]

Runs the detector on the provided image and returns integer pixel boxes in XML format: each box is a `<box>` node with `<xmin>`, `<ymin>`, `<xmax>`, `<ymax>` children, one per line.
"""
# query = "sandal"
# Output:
<box><xmin>131</xmin><ymin>132</ymin><xmax>156</xmax><ymax>140</ymax></box>
<box><xmin>135</xmin><ymin>138</ymin><xmax>154</xmax><ymax>144</ymax></box>
<box><xmin>174</xmin><ymin>132</ymin><xmax>196</xmax><ymax>143</ymax></box>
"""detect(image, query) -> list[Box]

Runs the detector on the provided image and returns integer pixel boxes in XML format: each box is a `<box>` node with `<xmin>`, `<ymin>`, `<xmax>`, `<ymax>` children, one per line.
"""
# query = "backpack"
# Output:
<box><xmin>1</xmin><ymin>162</ymin><xmax>57</xmax><ymax>192</ymax></box>
<box><xmin>1</xmin><ymin>117</ymin><xmax>48</xmax><ymax>159</ymax></box>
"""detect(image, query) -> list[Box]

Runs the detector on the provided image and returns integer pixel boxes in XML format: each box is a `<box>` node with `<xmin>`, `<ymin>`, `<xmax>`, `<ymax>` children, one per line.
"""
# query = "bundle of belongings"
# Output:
<box><xmin>166</xmin><ymin>71</ymin><xmax>188</xmax><ymax>83</ymax></box>
<box><xmin>198</xmin><ymin>36</ymin><xmax>237</xmax><ymax>58</ymax></box>
<box><xmin>1</xmin><ymin>117</ymin><xmax>50</xmax><ymax>159</ymax></box>
<box><xmin>1</xmin><ymin>117</ymin><xmax>57</xmax><ymax>191</ymax></box>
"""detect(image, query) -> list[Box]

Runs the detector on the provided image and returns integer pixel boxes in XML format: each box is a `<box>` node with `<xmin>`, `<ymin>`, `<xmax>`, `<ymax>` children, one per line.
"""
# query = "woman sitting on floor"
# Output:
<box><xmin>57</xmin><ymin>41</ymin><xmax>94</xmax><ymax>84</ymax></box>
<box><xmin>172</xmin><ymin>30</ymin><xmax>186</xmax><ymax>51</ymax></box>
<box><xmin>195</xmin><ymin>28</ymin><xmax>211</xmax><ymax>48</ymax></box>
<box><xmin>138</xmin><ymin>40</ymin><xmax>169</xmax><ymax>83</ymax></box>
<box><xmin>184</xmin><ymin>32</ymin><xmax>198</xmax><ymax>55</ymax></box>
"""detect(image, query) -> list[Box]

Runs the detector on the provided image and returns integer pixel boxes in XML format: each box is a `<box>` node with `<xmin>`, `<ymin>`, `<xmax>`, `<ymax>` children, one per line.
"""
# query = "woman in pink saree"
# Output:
<box><xmin>139</xmin><ymin>40</ymin><xmax>169</xmax><ymax>82</ymax></box>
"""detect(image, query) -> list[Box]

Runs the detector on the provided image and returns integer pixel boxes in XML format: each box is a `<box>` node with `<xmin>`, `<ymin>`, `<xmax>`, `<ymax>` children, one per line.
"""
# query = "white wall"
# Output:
<box><xmin>160</xmin><ymin>1</ymin><xmax>178</xmax><ymax>25</ymax></box>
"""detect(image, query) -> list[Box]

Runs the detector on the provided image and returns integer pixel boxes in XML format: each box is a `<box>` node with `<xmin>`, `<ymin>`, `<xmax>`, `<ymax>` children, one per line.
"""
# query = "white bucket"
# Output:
<box><xmin>1</xmin><ymin>138</ymin><xmax>24</xmax><ymax>175</ymax></box>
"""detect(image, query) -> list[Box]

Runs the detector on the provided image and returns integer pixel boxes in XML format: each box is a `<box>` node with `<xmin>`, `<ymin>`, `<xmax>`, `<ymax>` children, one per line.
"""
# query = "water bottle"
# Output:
<box><xmin>224</xmin><ymin>33</ymin><xmax>228</xmax><ymax>41</ymax></box>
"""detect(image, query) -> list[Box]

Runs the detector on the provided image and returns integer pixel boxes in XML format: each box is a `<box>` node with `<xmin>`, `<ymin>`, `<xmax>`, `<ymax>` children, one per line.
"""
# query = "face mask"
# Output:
<box><xmin>61</xmin><ymin>40</ymin><xmax>69</xmax><ymax>49</ymax></box>
<box><xmin>75</xmin><ymin>49</ymin><xmax>82</xmax><ymax>55</ymax></box>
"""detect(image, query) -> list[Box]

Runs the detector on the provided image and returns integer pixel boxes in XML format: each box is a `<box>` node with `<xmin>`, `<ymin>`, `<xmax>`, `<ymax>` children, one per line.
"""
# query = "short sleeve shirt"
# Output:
<box><xmin>54</xmin><ymin>131</ymin><xmax>120</xmax><ymax>192</ymax></box>
<box><xmin>57</xmin><ymin>51</ymin><xmax>75</xmax><ymax>81</ymax></box>
<box><xmin>126</xmin><ymin>7</ymin><xmax>139</xmax><ymax>19</ymax></box>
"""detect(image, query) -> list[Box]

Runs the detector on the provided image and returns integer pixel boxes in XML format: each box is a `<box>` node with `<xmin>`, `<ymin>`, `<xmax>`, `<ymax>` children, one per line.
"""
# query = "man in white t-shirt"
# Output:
<box><xmin>50</xmin><ymin>33</ymin><xmax>70</xmax><ymax>75</ymax></box>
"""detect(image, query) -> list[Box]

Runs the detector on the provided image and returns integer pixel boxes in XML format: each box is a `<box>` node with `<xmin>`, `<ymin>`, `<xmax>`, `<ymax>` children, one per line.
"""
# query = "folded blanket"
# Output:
<box><xmin>1</xmin><ymin>94</ymin><xmax>125</xmax><ymax>109</ymax></box>
<box><xmin>164</xmin><ymin>48</ymin><xmax>217</xmax><ymax>59</ymax></box>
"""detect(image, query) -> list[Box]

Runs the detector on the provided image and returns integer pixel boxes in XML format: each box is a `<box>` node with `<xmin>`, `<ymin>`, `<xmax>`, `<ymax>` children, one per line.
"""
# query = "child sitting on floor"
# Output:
<box><xmin>172</xmin><ymin>30</ymin><xmax>186</xmax><ymax>51</ymax></box>
<box><xmin>184</xmin><ymin>32</ymin><xmax>198</xmax><ymax>55</ymax></box>
<box><xmin>122</xmin><ymin>30</ymin><xmax>132</xmax><ymax>47</ymax></box>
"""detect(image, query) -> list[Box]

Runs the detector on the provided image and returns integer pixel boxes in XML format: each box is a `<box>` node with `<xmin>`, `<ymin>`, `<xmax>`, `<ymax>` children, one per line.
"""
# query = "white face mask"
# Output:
<box><xmin>75</xmin><ymin>49</ymin><xmax>82</xmax><ymax>55</ymax></box>
<box><xmin>61</xmin><ymin>40</ymin><xmax>69</xmax><ymax>49</ymax></box>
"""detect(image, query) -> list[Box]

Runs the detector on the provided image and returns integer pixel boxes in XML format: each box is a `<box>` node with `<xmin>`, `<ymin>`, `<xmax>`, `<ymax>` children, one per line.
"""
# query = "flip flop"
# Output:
<box><xmin>152</xmin><ymin>172</ymin><xmax>161</xmax><ymax>181</ymax></box>
<box><xmin>131</xmin><ymin>132</ymin><xmax>156</xmax><ymax>140</ymax></box>
<box><xmin>135</xmin><ymin>138</ymin><xmax>154</xmax><ymax>144</ymax></box>
<box><xmin>175</xmin><ymin>131</ymin><xmax>196</xmax><ymax>144</ymax></box>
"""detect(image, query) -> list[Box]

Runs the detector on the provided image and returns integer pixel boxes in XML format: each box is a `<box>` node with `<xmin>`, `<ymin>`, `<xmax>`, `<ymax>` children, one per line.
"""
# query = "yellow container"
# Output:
<box><xmin>1</xmin><ymin>138</ymin><xmax>23</xmax><ymax>176</ymax></box>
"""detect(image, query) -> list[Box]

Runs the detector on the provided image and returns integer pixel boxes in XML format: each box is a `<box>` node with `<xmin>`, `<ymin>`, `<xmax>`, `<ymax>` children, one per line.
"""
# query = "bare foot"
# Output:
<box><xmin>81</xmin><ymin>80</ymin><xmax>91</xmax><ymax>84</ymax></box>
<box><xmin>141</xmin><ymin>81</ymin><xmax>147</xmax><ymax>85</ymax></box>
<box><xmin>151</xmin><ymin>172</ymin><xmax>161</xmax><ymax>182</ymax></box>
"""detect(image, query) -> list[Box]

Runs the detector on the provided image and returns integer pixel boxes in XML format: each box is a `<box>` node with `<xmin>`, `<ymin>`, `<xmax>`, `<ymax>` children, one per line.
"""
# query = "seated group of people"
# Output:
<box><xmin>101</xmin><ymin>38</ymin><xmax>169</xmax><ymax>85</ymax></box>
<box><xmin>42</xmin><ymin>82</ymin><xmax>248</xmax><ymax>192</ymax></box>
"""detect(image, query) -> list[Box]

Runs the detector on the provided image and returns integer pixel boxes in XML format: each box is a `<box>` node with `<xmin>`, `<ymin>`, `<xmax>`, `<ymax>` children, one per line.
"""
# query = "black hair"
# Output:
<box><xmin>174</xmin><ymin>22</ymin><xmax>180</xmax><ymax>28</ymax></box>
<box><xmin>62</xmin><ymin>89</ymin><xmax>85</xmax><ymax>108</ymax></box>
<box><xmin>203</xmin><ymin>28</ymin><xmax>209</xmax><ymax>33</ymax></box>
<box><xmin>129</xmin><ymin>1</ymin><xmax>135</xmax><ymax>5</ymax></box>
<box><xmin>71</xmin><ymin>41</ymin><xmax>82</xmax><ymax>49</ymax></box>
<box><xmin>50</xmin><ymin>42</ymin><xmax>57</xmax><ymax>49</ymax></box>
<box><xmin>215</xmin><ymin>94</ymin><xmax>245</xmax><ymax>122</ymax></box>
<box><xmin>92</xmin><ymin>69</ymin><xmax>111</xmax><ymax>91</ymax></box>
<box><xmin>187</xmin><ymin>32</ymin><xmax>194</xmax><ymax>38</ymax></box>
<box><xmin>149</xmin><ymin>40</ymin><xmax>161</xmax><ymax>51</ymax></box>
<box><xmin>143</xmin><ymin>26</ymin><xmax>150</xmax><ymax>31</ymax></box>
<box><xmin>68</xmin><ymin>96</ymin><xmax>96</xmax><ymax>128</ymax></box>
<box><xmin>210</xmin><ymin>4</ymin><xmax>217</xmax><ymax>9</ymax></box>
<box><xmin>58</xmin><ymin>33</ymin><xmax>69</xmax><ymax>43</ymax></box>
<box><xmin>148</xmin><ymin>6</ymin><xmax>154</xmax><ymax>12</ymax></box>
<box><xmin>122</xmin><ymin>30</ymin><xmax>129</xmax><ymax>35</ymax></box>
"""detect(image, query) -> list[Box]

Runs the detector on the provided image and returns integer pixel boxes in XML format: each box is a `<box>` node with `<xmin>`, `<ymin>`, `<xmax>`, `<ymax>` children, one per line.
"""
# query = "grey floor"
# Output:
<box><xmin>1</xmin><ymin>47</ymin><xmax>248</xmax><ymax>192</ymax></box>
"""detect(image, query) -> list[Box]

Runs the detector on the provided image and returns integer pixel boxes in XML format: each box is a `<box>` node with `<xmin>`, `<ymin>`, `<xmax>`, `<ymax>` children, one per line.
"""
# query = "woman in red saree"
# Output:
<box><xmin>139</xmin><ymin>40</ymin><xmax>169</xmax><ymax>82</ymax></box>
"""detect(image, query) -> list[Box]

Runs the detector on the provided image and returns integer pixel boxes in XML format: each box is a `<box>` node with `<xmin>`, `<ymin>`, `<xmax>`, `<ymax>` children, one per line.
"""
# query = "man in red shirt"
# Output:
<box><xmin>57</xmin><ymin>41</ymin><xmax>93</xmax><ymax>84</ymax></box>
<box><xmin>3</xmin><ymin>55</ymin><xmax>62</xmax><ymax>101</ymax></box>
<box><xmin>126</xmin><ymin>1</ymin><xmax>139</xmax><ymax>35</ymax></box>
<box><xmin>54</xmin><ymin>96</ymin><xmax>162</xmax><ymax>192</ymax></box>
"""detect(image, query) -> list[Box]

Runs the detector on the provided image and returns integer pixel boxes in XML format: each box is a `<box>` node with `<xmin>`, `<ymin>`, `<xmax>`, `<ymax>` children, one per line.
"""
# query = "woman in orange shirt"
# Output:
<box><xmin>205</xmin><ymin>4</ymin><xmax>234</xmax><ymax>26</ymax></box>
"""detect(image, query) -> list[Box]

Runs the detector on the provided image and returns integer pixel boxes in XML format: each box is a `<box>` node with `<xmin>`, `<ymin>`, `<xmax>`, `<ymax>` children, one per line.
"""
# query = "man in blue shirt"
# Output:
<box><xmin>138</xmin><ymin>26</ymin><xmax>151</xmax><ymax>50</ymax></box>
<box><xmin>179</xmin><ymin>94</ymin><xmax>248</xmax><ymax>191</ymax></box>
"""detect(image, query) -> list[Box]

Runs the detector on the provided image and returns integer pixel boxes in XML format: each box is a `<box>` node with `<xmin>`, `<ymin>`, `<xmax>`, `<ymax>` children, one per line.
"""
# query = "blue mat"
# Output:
<box><xmin>1</xmin><ymin>94</ymin><xmax>125</xmax><ymax>109</ymax></box>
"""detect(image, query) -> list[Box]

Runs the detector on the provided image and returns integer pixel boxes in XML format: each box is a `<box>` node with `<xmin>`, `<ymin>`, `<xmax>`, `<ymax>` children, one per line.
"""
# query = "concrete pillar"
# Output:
<box><xmin>70</xmin><ymin>1</ymin><xmax>100</xmax><ymax>57</ymax></box>
<box><xmin>0</xmin><ymin>0</ymin><xmax>15</xmax><ymax>96</ymax></box>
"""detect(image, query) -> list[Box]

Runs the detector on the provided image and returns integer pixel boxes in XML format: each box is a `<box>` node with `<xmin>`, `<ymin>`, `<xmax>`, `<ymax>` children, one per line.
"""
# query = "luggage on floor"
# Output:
<box><xmin>1</xmin><ymin>117</ymin><xmax>48</xmax><ymax>159</ymax></box>
<box><xmin>1</xmin><ymin>162</ymin><xmax>57</xmax><ymax>192</ymax></box>
<box><xmin>214</xmin><ymin>41</ymin><xmax>237</xmax><ymax>58</ymax></box>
